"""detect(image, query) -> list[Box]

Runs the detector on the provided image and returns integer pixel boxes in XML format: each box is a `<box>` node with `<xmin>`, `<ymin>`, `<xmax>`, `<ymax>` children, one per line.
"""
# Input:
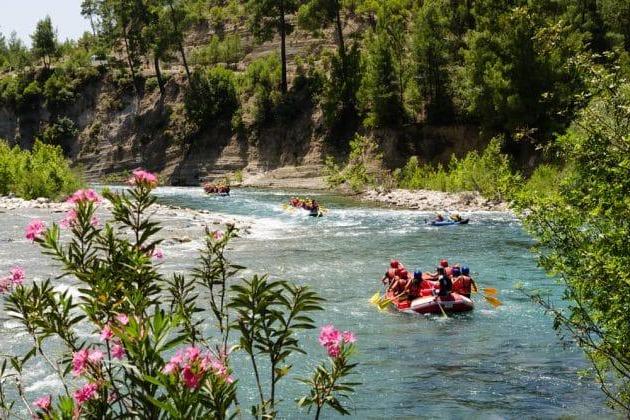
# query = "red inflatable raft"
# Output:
<box><xmin>386</xmin><ymin>290</ymin><xmax>474</xmax><ymax>315</ymax></box>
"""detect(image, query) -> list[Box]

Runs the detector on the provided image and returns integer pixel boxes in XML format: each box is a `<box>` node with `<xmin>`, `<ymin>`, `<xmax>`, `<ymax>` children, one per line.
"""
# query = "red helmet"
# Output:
<box><xmin>398</xmin><ymin>269</ymin><xmax>408</xmax><ymax>279</ymax></box>
<box><xmin>390</xmin><ymin>260</ymin><xmax>400</xmax><ymax>269</ymax></box>
<box><xmin>440</xmin><ymin>259</ymin><xmax>449</xmax><ymax>268</ymax></box>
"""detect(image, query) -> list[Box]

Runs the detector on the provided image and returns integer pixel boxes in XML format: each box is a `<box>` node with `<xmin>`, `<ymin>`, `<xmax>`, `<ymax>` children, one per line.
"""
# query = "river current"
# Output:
<box><xmin>0</xmin><ymin>187</ymin><xmax>613</xmax><ymax>418</ymax></box>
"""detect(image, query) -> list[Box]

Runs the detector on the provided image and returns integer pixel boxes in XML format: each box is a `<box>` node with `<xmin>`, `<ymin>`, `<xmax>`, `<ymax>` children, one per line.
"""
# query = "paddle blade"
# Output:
<box><xmin>484</xmin><ymin>295</ymin><xmax>503</xmax><ymax>308</ymax></box>
<box><xmin>483</xmin><ymin>288</ymin><xmax>498</xmax><ymax>295</ymax></box>
<box><xmin>369</xmin><ymin>292</ymin><xmax>381</xmax><ymax>305</ymax></box>
<box><xmin>378</xmin><ymin>298</ymin><xmax>393</xmax><ymax>310</ymax></box>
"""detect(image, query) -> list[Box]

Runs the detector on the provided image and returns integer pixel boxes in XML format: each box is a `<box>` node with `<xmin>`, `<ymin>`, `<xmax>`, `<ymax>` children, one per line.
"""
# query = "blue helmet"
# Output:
<box><xmin>452</xmin><ymin>267</ymin><xmax>461</xmax><ymax>276</ymax></box>
<box><xmin>413</xmin><ymin>269</ymin><xmax>423</xmax><ymax>280</ymax></box>
<box><xmin>462</xmin><ymin>266</ymin><xmax>470</xmax><ymax>275</ymax></box>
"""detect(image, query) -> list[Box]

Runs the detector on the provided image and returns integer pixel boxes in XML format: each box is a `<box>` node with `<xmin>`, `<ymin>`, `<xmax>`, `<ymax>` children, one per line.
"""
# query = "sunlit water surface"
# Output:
<box><xmin>0</xmin><ymin>187</ymin><xmax>614</xmax><ymax>418</ymax></box>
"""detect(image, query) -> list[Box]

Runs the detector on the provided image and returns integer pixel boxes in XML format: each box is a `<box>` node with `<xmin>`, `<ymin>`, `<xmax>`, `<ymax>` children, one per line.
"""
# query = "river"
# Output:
<box><xmin>0</xmin><ymin>187</ymin><xmax>613</xmax><ymax>418</ymax></box>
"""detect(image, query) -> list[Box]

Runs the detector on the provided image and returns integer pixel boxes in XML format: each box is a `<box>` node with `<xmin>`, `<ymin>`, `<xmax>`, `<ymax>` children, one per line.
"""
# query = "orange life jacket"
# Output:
<box><xmin>452</xmin><ymin>276</ymin><xmax>472</xmax><ymax>296</ymax></box>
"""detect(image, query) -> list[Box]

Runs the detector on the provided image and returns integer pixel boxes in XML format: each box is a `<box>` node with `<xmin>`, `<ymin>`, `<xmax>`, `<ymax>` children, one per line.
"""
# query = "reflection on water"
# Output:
<box><xmin>0</xmin><ymin>187</ymin><xmax>613</xmax><ymax>418</ymax></box>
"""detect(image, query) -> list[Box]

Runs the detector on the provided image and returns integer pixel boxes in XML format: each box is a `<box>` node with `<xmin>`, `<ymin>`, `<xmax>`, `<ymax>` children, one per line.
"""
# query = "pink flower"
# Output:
<box><xmin>129</xmin><ymin>169</ymin><xmax>158</xmax><ymax>188</ymax></box>
<box><xmin>185</xmin><ymin>346</ymin><xmax>201</xmax><ymax>361</ymax></box>
<box><xmin>100</xmin><ymin>324</ymin><xmax>113</xmax><ymax>341</ymax></box>
<box><xmin>10</xmin><ymin>266</ymin><xmax>25</xmax><ymax>285</ymax></box>
<box><xmin>318</xmin><ymin>324</ymin><xmax>341</xmax><ymax>348</ymax></box>
<box><xmin>25</xmin><ymin>220</ymin><xmax>46</xmax><ymax>242</ymax></box>
<box><xmin>66</xmin><ymin>189</ymin><xmax>102</xmax><ymax>204</ymax></box>
<box><xmin>326</xmin><ymin>344</ymin><xmax>341</xmax><ymax>358</ymax></box>
<box><xmin>212</xmin><ymin>230</ymin><xmax>224</xmax><ymax>241</ymax></box>
<box><xmin>33</xmin><ymin>395</ymin><xmax>51</xmax><ymax>411</ymax></box>
<box><xmin>319</xmin><ymin>325</ymin><xmax>355</xmax><ymax>358</ymax></box>
<box><xmin>170</xmin><ymin>352</ymin><xmax>184</xmax><ymax>366</ymax></box>
<box><xmin>181</xmin><ymin>365</ymin><xmax>202</xmax><ymax>389</ymax></box>
<box><xmin>88</xmin><ymin>349</ymin><xmax>104</xmax><ymax>364</ymax></box>
<box><xmin>151</xmin><ymin>248</ymin><xmax>164</xmax><ymax>260</ymax></box>
<box><xmin>162</xmin><ymin>362</ymin><xmax>178</xmax><ymax>375</ymax></box>
<box><xmin>90</xmin><ymin>216</ymin><xmax>101</xmax><ymax>228</ymax></box>
<box><xmin>115</xmin><ymin>313</ymin><xmax>129</xmax><ymax>326</ymax></box>
<box><xmin>73</xmin><ymin>382</ymin><xmax>99</xmax><ymax>405</ymax></box>
<box><xmin>111</xmin><ymin>343</ymin><xmax>125</xmax><ymax>360</ymax></box>
<box><xmin>72</xmin><ymin>349</ymin><xmax>90</xmax><ymax>376</ymax></box>
<box><xmin>60</xmin><ymin>209</ymin><xmax>78</xmax><ymax>229</ymax></box>
<box><xmin>0</xmin><ymin>277</ymin><xmax>11</xmax><ymax>293</ymax></box>
<box><xmin>342</xmin><ymin>331</ymin><xmax>356</xmax><ymax>344</ymax></box>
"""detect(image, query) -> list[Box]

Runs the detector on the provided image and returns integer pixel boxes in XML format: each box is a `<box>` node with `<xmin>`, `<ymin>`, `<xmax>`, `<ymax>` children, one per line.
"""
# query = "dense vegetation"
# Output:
<box><xmin>514</xmin><ymin>61</ymin><xmax>630</xmax><ymax>411</ymax></box>
<box><xmin>0</xmin><ymin>139</ymin><xmax>82</xmax><ymax>199</ymax></box>
<box><xmin>0</xmin><ymin>0</ymin><xmax>627</xmax><ymax>154</ymax></box>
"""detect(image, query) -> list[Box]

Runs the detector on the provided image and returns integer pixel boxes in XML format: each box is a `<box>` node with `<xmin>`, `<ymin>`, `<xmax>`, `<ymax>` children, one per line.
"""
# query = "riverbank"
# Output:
<box><xmin>361</xmin><ymin>188</ymin><xmax>510</xmax><ymax>212</ymax></box>
<box><xmin>0</xmin><ymin>195</ymin><xmax>253</xmax><ymax>241</ymax></box>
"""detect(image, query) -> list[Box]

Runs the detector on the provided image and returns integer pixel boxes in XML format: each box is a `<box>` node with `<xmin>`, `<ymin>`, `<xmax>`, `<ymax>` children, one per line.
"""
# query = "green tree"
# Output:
<box><xmin>246</xmin><ymin>0</ymin><xmax>300</xmax><ymax>93</ymax></box>
<box><xmin>358</xmin><ymin>30</ymin><xmax>404</xmax><ymax>127</ymax></box>
<box><xmin>516</xmin><ymin>59</ymin><xmax>630</xmax><ymax>413</ymax></box>
<box><xmin>31</xmin><ymin>16</ymin><xmax>58</xmax><ymax>68</ymax></box>
<box><xmin>410</xmin><ymin>0</ymin><xmax>454</xmax><ymax>123</ymax></box>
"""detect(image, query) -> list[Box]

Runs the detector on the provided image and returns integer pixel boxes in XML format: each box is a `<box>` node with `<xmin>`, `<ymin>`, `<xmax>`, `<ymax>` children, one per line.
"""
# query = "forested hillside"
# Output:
<box><xmin>0</xmin><ymin>0</ymin><xmax>628</xmax><ymax>185</ymax></box>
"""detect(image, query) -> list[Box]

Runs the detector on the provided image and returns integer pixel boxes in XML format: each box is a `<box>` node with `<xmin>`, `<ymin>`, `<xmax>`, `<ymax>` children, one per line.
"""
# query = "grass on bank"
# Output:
<box><xmin>0</xmin><ymin>139</ymin><xmax>83</xmax><ymax>200</ymax></box>
<box><xmin>325</xmin><ymin>135</ymin><xmax>565</xmax><ymax>201</ymax></box>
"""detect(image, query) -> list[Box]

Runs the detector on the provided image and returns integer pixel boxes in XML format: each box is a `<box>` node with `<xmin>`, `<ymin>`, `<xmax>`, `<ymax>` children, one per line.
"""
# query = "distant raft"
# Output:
<box><xmin>430</xmin><ymin>219</ymin><xmax>469</xmax><ymax>226</ymax></box>
<box><xmin>203</xmin><ymin>183</ymin><xmax>230</xmax><ymax>196</ymax></box>
<box><xmin>286</xmin><ymin>197</ymin><xmax>325</xmax><ymax>217</ymax></box>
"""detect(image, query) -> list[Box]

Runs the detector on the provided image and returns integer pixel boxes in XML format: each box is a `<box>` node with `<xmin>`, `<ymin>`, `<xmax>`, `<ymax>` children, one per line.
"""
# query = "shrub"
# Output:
<box><xmin>191</xmin><ymin>35</ymin><xmax>245</xmax><ymax>66</ymax></box>
<box><xmin>0</xmin><ymin>139</ymin><xmax>82</xmax><ymax>199</ymax></box>
<box><xmin>324</xmin><ymin>135</ymin><xmax>387</xmax><ymax>192</ymax></box>
<box><xmin>395</xmin><ymin>137</ymin><xmax>521</xmax><ymax>201</ymax></box>
<box><xmin>0</xmin><ymin>176</ymin><xmax>359</xmax><ymax>418</ymax></box>
<box><xmin>41</xmin><ymin>117</ymin><xmax>79</xmax><ymax>153</ymax></box>
<box><xmin>185</xmin><ymin>67</ymin><xmax>239</xmax><ymax>129</ymax></box>
<box><xmin>237</xmin><ymin>55</ymin><xmax>282</xmax><ymax>126</ymax></box>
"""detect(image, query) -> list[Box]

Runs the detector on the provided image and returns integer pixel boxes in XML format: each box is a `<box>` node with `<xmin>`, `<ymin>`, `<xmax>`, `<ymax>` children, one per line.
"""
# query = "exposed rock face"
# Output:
<box><xmin>0</xmin><ymin>20</ymin><xmax>484</xmax><ymax>187</ymax></box>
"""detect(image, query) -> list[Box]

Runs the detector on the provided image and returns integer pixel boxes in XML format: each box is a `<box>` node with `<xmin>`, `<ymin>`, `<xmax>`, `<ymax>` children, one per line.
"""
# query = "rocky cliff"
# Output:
<box><xmin>0</xmin><ymin>20</ymin><xmax>484</xmax><ymax>188</ymax></box>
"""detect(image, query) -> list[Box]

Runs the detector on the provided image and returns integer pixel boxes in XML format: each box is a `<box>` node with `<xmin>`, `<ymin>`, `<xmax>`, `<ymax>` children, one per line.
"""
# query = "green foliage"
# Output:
<box><xmin>324</xmin><ymin>134</ymin><xmax>387</xmax><ymax>192</ymax></box>
<box><xmin>320</xmin><ymin>45</ymin><xmax>362</xmax><ymax>128</ymax></box>
<box><xmin>456</xmin><ymin>4</ymin><xmax>585</xmax><ymax>141</ymax></box>
<box><xmin>514</xmin><ymin>61</ymin><xmax>630</xmax><ymax>413</ymax></box>
<box><xmin>185</xmin><ymin>67</ymin><xmax>239</xmax><ymax>129</ymax></box>
<box><xmin>41</xmin><ymin>117</ymin><xmax>79</xmax><ymax>152</ymax></box>
<box><xmin>395</xmin><ymin>137</ymin><xmax>520</xmax><ymax>201</ymax></box>
<box><xmin>409</xmin><ymin>0</ymin><xmax>454</xmax><ymax>123</ymax></box>
<box><xmin>358</xmin><ymin>30</ymin><xmax>404</xmax><ymax>127</ymax></box>
<box><xmin>191</xmin><ymin>35</ymin><xmax>245</xmax><ymax>66</ymax></box>
<box><xmin>237</xmin><ymin>55</ymin><xmax>282</xmax><ymax>125</ymax></box>
<box><xmin>30</xmin><ymin>16</ymin><xmax>58</xmax><ymax>68</ymax></box>
<box><xmin>0</xmin><ymin>139</ymin><xmax>82</xmax><ymax>199</ymax></box>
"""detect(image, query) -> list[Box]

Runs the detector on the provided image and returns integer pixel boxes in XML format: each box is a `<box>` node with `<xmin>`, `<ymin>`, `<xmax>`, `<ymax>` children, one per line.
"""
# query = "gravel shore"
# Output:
<box><xmin>0</xmin><ymin>195</ymin><xmax>253</xmax><ymax>242</ymax></box>
<box><xmin>361</xmin><ymin>188</ymin><xmax>510</xmax><ymax>212</ymax></box>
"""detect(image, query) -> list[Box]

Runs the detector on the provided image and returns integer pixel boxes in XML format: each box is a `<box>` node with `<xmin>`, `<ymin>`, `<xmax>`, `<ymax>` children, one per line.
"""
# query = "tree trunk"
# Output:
<box><xmin>279</xmin><ymin>0</ymin><xmax>288</xmax><ymax>94</ymax></box>
<box><xmin>178</xmin><ymin>42</ymin><xmax>191</xmax><ymax>81</ymax></box>
<box><xmin>154</xmin><ymin>55</ymin><xmax>165</xmax><ymax>95</ymax></box>
<box><xmin>334</xmin><ymin>1</ymin><xmax>346</xmax><ymax>61</ymax></box>
<box><xmin>167</xmin><ymin>0</ymin><xmax>191</xmax><ymax>81</ymax></box>
<box><xmin>122</xmin><ymin>26</ymin><xmax>141</xmax><ymax>106</ymax></box>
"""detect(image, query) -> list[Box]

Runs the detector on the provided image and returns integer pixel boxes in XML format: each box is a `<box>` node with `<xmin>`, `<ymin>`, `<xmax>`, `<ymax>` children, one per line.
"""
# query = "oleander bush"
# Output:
<box><xmin>0</xmin><ymin>172</ymin><xmax>359</xmax><ymax>419</ymax></box>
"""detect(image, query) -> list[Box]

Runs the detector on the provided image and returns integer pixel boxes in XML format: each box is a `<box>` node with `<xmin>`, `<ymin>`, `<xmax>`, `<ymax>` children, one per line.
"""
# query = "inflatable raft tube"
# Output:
<box><xmin>430</xmin><ymin>219</ymin><xmax>469</xmax><ymax>226</ymax></box>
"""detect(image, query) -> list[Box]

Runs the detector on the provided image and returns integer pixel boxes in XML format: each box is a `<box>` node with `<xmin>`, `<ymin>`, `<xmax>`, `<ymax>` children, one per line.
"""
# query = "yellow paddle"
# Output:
<box><xmin>471</xmin><ymin>284</ymin><xmax>503</xmax><ymax>307</ymax></box>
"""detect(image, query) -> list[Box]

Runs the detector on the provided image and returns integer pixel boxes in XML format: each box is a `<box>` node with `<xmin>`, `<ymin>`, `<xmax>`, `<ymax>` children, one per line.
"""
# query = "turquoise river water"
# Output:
<box><xmin>0</xmin><ymin>187</ymin><xmax>615</xmax><ymax>418</ymax></box>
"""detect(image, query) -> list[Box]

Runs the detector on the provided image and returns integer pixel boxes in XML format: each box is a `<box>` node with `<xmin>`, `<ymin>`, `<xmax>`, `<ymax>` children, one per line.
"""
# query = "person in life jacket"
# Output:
<box><xmin>435</xmin><ymin>267</ymin><xmax>452</xmax><ymax>297</ymax></box>
<box><xmin>435</xmin><ymin>213</ymin><xmax>445</xmax><ymax>222</ymax></box>
<box><xmin>457</xmin><ymin>266</ymin><xmax>477</xmax><ymax>298</ymax></box>
<box><xmin>404</xmin><ymin>270</ymin><xmax>425</xmax><ymax>300</ymax></box>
